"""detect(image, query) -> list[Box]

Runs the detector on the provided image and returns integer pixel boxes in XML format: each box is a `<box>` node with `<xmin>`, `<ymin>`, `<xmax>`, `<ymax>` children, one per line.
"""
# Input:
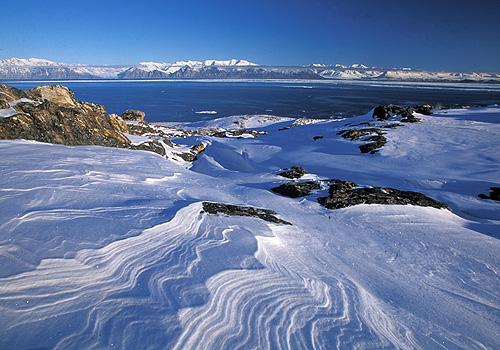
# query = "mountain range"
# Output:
<box><xmin>1</xmin><ymin>57</ymin><xmax>499</xmax><ymax>82</ymax></box>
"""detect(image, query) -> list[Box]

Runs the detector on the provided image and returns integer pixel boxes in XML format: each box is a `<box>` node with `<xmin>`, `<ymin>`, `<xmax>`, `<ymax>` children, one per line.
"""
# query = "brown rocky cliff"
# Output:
<box><xmin>0</xmin><ymin>84</ymin><xmax>130</xmax><ymax>148</ymax></box>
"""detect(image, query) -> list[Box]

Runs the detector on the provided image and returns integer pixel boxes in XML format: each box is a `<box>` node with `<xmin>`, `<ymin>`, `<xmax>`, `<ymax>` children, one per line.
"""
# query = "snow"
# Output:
<box><xmin>1</xmin><ymin>57</ymin><xmax>499</xmax><ymax>82</ymax></box>
<box><xmin>171</xmin><ymin>59</ymin><xmax>258</xmax><ymax>68</ymax></box>
<box><xmin>195</xmin><ymin>110</ymin><xmax>218</xmax><ymax>115</ymax></box>
<box><xmin>0</xmin><ymin>57</ymin><xmax>61</xmax><ymax>67</ymax></box>
<box><xmin>123</xmin><ymin>132</ymin><xmax>153</xmax><ymax>145</ymax></box>
<box><xmin>186</xmin><ymin>114</ymin><xmax>293</xmax><ymax>129</ymax></box>
<box><xmin>0</xmin><ymin>107</ymin><xmax>17</xmax><ymax>118</ymax></box>
<box><xmin>0</xmin><ymin>107</ymin><xmax>499</xmax><ymax>349</ymax></box>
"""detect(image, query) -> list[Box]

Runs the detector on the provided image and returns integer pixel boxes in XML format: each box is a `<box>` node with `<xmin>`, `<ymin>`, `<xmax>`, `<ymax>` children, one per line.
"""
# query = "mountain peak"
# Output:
<box><xmin>0</xmin><ymin>57</ymin><xmax>61</xmax><ymax>67</ymax></box>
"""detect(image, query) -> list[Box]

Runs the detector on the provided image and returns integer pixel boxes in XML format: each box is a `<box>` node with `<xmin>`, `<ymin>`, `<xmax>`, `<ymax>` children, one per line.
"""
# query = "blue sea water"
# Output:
<box><xmin>5</xmin><ymin>80</ymin><xmax>500</xmax><ymax>122</ymax></box>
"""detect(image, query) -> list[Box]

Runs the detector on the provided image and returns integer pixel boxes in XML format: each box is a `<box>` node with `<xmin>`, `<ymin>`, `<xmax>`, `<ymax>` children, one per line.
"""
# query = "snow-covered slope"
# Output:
<box><xmin>0</xmin><ymin>106</ymin><xmax>499</xmax><ymax>349</ymax></box>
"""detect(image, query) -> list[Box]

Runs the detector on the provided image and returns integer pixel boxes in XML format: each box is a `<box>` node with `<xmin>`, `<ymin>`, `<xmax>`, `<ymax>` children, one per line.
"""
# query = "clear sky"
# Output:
<box><xmin>1</xmin><ymin>0</ymin><xmax>499</xmax><ymax>71</ymax></box>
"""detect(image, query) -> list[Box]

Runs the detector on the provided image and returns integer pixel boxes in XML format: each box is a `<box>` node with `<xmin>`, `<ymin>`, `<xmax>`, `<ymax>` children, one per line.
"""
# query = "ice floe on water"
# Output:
<box><xmin>195</xmin><ymin>110</ymin><xmax>218</xmax><ymax>115</ymax></box>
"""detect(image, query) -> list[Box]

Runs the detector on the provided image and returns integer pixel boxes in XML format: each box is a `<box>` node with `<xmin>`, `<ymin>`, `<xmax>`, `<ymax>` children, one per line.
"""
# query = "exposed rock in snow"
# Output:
<box><xmin>202</xmin><ymin>202</ymin><xmax>291</xmax><ymax>225</ymax></box>
<box><xmin>271</xmin><ymin>181</ymin><xmax>321</xmax><ymax>198</ymax></box>
<box><xmin>278</xmin><ymin>166</ymin><xmax>308</xmax><ymax>179</ymax></box>
<box><xmin>318</xmin><ymin>181</ymin><xmax>448</xmax><ymax>210</ymax></box>
<box><xmin>121</xmin><ymin>109</ymin><xmax>146</xmax><ymax>122</ymax></box>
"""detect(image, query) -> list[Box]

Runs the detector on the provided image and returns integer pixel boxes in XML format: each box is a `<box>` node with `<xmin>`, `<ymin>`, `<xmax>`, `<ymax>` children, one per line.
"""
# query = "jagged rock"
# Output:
<box><xmin>399</xmin><ymin>108</ymin><xmax>421</xmax><ymax>123</ymax></box>
<box><xmin>372</xmin><ymin>106</ymin><xmax>390</xmax><ymax>121</ymax></box>
<box><xmin>338</xmin><ymin>128</ymin><xmax>383</xmax><ymax>140</ymax></box>
<box><xmin>210</xmin><ymin>129</ymin><xmax>266</xmax><ymax>138</ymax></box>
<box><xmin>128</xmin><ymin>123</ymin><xmax>159</xmax><ymax>136</ymax></box>
<box><xmin>27</xmin><ymin>85</ymin><xmax>77</xmax><ymax>108</ymax></box>
<box><xmin>202</xmin><ymin>202</ymin><xmax>291</xmax><ymax>225</ymax></box>
<box><xmin>0</xmin><ymin>84</ymin><xmax>27</xmax><ymax>106</ymax></box>
<box><xmin>278</xmin><ymin>166</ymin><xmax>308</xmax><ymax>179</ymax></box>
<box><xmin>121</xmin><ymin>109</ymin><xmax>146</xmax><ymax>122</ymax></box>
<box><xmin>0</xmin><ymin>85</ymin><xmax>130</xmax><ymax>148</ymax></box>
<box><xmin>108</xmin><ymin>114</ymin><xmax>129</xmax><ymax>132</ymax></box>
<box><xmin>271</xmin><ymin>181</ymin><xmax>321</xmax><ymax>198</ymax></box>
<box><xmin>338</xmin><ymin>128</ymin><xmax>387</xmax><ymax>154</ymax></box>
<box><xmin>373</xmin><ymin>104</ymin><xmax>420</xmax><ymax>122</ymax></box>
<box><xmin>478</xmin><ymin>187</ymin><xmax>500</xmax><ymax>201</ymax></box>
<box><xmin>415</xmin><ymin>104</ymin><xmax>433</xmax><ymax>115</ymax></box>
<box><xmin>313</xmin><ymin>136</ymin><xmax>323</xmax><ymax>141</ymax></box>
<box><xmin>191</xmin><ymin>143</ymin><xmax>206</xmax><ymax>154</ymax></box>
<box><xmin>130</xmin><ymin>141</ymin><xmax>166</xmax><ymax>157</ymax></box>
<box><xmin>324</xmin><ymin>179</ymin><xmax>357</xmax><ymax>193</ymax></box>
<box><xmin>359</xmin><ymin>135</ymin><xmax>387</xmax><ymax>154</ymax></box>
<box><xmin>318</xmin><ymin>181</ymin><xmax>448</xmax><ymax>210</ymax></box>
<box><xmin>176</xmin><ymin>143</ymin><xmax>206</xmax><ymax>162</ymax></box>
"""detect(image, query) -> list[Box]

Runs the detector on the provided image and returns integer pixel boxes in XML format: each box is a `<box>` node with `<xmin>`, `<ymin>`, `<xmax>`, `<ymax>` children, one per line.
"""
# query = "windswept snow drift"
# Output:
<box><xmin>0</xmin><ymin>107</ymin><xmax>499</xmax><ymax>349</ymax></box>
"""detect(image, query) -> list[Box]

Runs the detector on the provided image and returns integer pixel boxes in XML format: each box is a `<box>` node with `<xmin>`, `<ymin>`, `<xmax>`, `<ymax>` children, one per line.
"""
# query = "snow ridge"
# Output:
<box><xmin>0</xmin><ymin>107</ymin><xmax>499</xmax><ymax>349</ymax></box>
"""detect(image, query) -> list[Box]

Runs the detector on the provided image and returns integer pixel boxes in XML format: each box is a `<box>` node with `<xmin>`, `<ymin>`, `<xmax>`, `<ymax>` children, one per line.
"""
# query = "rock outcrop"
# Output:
<box><xmin>27</xmin><ymin>85</ymin><xmax>77</xmax><ymax>108</ymax></box>
<box><xmin>318</xmin><ymin>180</ymin><xmax>447</xmax><ymax>210</ymax></box>
<box><xmin>176</xmin><ymin>143</ymin><xmax>206</xmax><ymax>162</ymax></box>
<box><xmin>0</xmin><ymin>84</ymin><xmax>130</xmax><ymax>148</ymax></box>
<box><xmin>278</xmin><ymin>166</ymin><xmax>308</xmax><ymax>179</ymax></box>
<box><xmin>338</xmin><ymin>128</ymin><xmax>387</xmax><ymax>154</ymax></box>
<box><xmin>130</xmin><ymin>141</ymin><xmax>166</xmax><ymax>156</ymax></box>
<box><xmin>372</xmin><ymin>104</ymin><xmax>424</xmax><ymax>123</ymax></box>
<box><xmin>202</xmin><ymin>202</ymin><xmax>291</xmax><ymax>225</ymax></box>
<box><xmin>478</xmin><ymin>187</ymin><xmax>500</xmax><ymax>201</ymax></box>
<box><xmin>121</xmin><ymin>109</ymin><xmax>146</xmax><ymax>122</ymax></box>
<box><xmin>0</xmin><ymin>84</ymin><xmax>26</xmax><ymax>106</ymax></box>
<box><xmin>271</xmin><ymin>181</ymin><xmax>320</xmax><ymax>198</ymax></box>
<box><xmin>415</xmin><ymin>104</ymin><xmax>433</xmax><ymax>115</ymax></box>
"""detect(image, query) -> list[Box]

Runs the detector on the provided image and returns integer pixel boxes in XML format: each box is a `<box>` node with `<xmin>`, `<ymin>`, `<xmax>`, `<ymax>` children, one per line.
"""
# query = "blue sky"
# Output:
<box><xmin>1</xmin><ymin>0</ymin><xmax>499</xmax><ymax>71</ymax></box>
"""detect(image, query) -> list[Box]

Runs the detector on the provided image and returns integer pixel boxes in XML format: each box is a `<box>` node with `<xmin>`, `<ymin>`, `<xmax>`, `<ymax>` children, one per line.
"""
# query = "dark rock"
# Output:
<box><xmin>271</xmin><ymin>181</ymin><xmax>320</xmax><ymax>198</ymax></box>
<box><xmin>202</xmin><ymin>202</ymin><xmax>291</xmax><ymax>225</ymax></box>
<box><xmin>177</xmin><ymin>152</ymin><xmax>197</xmax><ymax>162</ymax></box>
<box><xmin>372</xmin><ymin>104</ymin><xmax>416</xmax><ymax>121</ymax></box>
<box><xmin>415</xmin><ymin>104</ymin><xmax>433</xmax><ymax>115</ymax></box>
<box><xmin>338</xmin><ymin>128</ymin><xmax>387</xmax><ymax>154</ymax></box>
<box><xmin>130</xmin><ymin>141</ymin><xmax>166</xmax><ymax>157</ymax></box>
<box><xmin>359</xmin><ymin>135</ymin><xmax>387</xmax><ymax>154</ymax></box>
<box><xmin>400</xmin><ymin>109</ymin><xmax>421</xmax><ymax>123</ymax></box>
<box><xmin>324</xmin><ymin>179</ymin><xmax>357</xmax><ymax>193</ymax></box>
<box><xmin>313</xmin><ymin>136</ymin><xmax>324</xmax><ymax>141</ymax></box>
<box><xmin>373</xmin><ymin>106</ymin><xmax>389</xmax><ymax>121</ymax></box>
<box><xmin>478</xmin><ymin>187</ymin><xmax>500</xmax><ymax>201</ymax></box>
<box><xmin>278</xmin><ymin>166</ymin><xmax>308</xmax><ymax>179</ymax></box>
<box><xmin>121</xmin><ymin>109</ymin><xmax>146</xmax><ymax>122</ymax></box>
<box><xmin>128</xmin><ymin>123</ymin><xmax>159</xmax><ymax>136</ymax></box>
<box><xmin>338</xmin><ymin>128</ymin><xmax>383</xmax><ymax>140</ymax></box>
<box><xmin>318</xmin><ymin>181</ymin><xmax>448</xmax><ymax>210</ymax></box>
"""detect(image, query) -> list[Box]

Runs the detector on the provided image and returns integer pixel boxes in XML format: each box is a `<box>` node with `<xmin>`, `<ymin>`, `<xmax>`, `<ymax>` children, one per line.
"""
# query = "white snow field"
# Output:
<box><xmin>0</xmin><ymin>107</ymin><xmax>499</xmax><ymax>349</ymax></box>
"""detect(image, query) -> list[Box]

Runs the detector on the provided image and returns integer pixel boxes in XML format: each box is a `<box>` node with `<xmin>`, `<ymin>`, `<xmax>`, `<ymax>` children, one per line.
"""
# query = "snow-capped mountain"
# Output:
<box><xmin>0</xmin><ymin>57</ymin><xmax>499</xmax><ymax>82</ymax></box>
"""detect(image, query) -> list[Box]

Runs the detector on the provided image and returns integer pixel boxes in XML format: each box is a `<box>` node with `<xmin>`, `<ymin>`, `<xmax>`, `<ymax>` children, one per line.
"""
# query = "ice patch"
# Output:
<box><xmin>195</xmin><ymin>110</ymin><xmax>217</xmax><ymax>115</ymax></box>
